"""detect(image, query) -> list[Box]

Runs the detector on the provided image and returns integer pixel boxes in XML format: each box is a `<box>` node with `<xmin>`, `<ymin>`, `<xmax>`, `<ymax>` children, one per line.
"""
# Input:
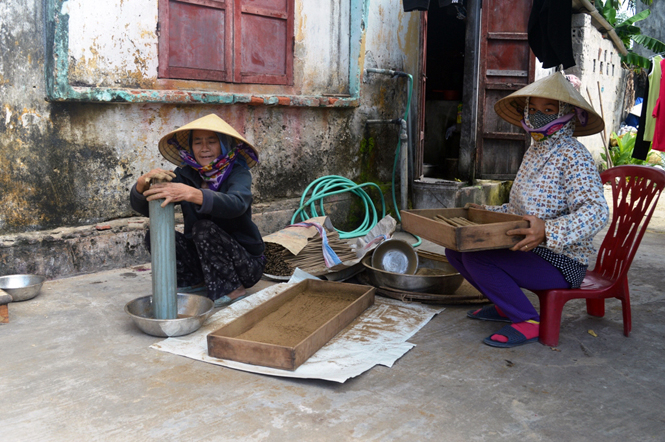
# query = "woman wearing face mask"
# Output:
<box><xmin>445</xmin><ymin>73</ymin><xmax>609</xmax><ymax>348</ymax></box>
<box><xmin>130</xmin><ymin>114</ymin><xmax>265</xmax><ymax>308</ymax></box>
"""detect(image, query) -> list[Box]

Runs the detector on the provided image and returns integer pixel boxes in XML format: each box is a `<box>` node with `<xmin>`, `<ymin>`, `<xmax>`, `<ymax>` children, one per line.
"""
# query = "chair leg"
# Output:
<box><xmin>621</xmin><ymin>279</ymin><xmax>631</xmax><ymax>337</ymax></box>
<box><xmin>586</xmin><ymin>299</ymin><xmax>605</xmax><ymax>317</ymax></box>
<box><xmin>0</xmin><ymin>304</ymin><xmax>8</xmax><ymax>324</ymax></box>
<box><xmin>538</xmin><ymin>294</ymin><xmax>565</xmax><ymax>347</ymax></box>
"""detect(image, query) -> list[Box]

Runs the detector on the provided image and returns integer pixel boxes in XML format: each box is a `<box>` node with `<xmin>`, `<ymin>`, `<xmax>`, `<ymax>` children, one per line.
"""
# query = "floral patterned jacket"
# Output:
<box><xmin>482</xmin><ymin>122</ymin><xmax>609</xmax><ymax>266</ymax></box>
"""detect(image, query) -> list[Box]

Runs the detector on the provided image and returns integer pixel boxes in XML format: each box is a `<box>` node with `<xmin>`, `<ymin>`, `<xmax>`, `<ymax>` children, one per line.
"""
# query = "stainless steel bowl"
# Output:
<box><xmin>371</xmin><ymin>239</ymin><xmax>419</xmax><ymax>275</ymax></box>
<box><xmin>125</xmin><ymin>293</ymin><xmax>214</xmax><ymax>337</ymax></box>
<box><xmin>0</xmin><ymin>274</ymin><xmax>46</xmax><ymax>302</ymax></box>
<box><xmin>362</xmin><ymin>255</ymin><xmax>464</xmax><ymax>294</ymax></box>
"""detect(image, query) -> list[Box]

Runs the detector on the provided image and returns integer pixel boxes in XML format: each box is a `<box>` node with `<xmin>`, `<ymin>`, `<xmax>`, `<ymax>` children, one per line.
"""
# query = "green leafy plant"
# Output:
<box><xmin>594</xmin><ymin>0</ymin><xmax>664</xmax><ymax>70</ymax></box>
<box><xmin>623</xmin><ymin>34</ymin><xmax>665</xmax><ymax>69</ymax></box>
<box><xmin>601</xmin><ymin>132</ymin><xmax>655</xmax><ymax>167</ymax></box>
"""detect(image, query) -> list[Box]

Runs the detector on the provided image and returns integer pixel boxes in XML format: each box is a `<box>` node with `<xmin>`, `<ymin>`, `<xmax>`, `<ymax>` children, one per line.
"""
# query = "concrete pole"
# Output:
<box><xmin>149</xmin><ymin>188</ymin><xmax>177</xmax><ymax>320</ymax></box>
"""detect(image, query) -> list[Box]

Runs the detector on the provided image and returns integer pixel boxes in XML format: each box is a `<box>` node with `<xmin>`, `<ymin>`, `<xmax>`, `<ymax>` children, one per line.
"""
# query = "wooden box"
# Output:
<box><xmin>207</xmin><ymin>279</ymin><xmax>375</xmax><ymax>371</ymax></box>
<box><xmin>401</xmin><ymin>207</ymin><xmax>529</xmax><ymax>252</ymax></box>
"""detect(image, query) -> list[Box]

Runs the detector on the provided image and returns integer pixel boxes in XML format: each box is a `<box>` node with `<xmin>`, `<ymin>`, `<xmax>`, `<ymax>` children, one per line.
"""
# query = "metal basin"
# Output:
<box><xmin>371</xmin><ymin>239</ymin><xmax>419</xmax><ymax>275</ymax></box>
<box><xmin>0</xmin><ymin>274</ymin><xmax>46</xmax><ymax>302</ymax></box>
<box><xmin>362</xmin><ymin>255</ymin><xmax>464</xmax><ymax>294</ymax></box>
<box><xmin>125</xmin><ymin>293</ymin><xmax>214</xmax><ymax>337</ymax></box>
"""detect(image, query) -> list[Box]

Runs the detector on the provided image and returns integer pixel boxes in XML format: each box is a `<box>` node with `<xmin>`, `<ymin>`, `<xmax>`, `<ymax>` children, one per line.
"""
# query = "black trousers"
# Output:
<box><xmin>145</xmin><ymin>219</ymin><xmax>265</xmax><ymax>301</ymax></box>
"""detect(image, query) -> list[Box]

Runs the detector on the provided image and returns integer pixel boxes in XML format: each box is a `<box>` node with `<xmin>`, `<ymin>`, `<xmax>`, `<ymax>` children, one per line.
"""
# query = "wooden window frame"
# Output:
<box><xmin>158</xmin><ymin>0</ymin><xmax>294</xmax><ymax>85</ymax></box>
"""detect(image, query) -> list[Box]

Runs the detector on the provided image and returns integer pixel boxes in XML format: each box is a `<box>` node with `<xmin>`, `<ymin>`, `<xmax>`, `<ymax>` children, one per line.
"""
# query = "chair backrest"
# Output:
<box><xmin>595</xmin><ymin>165</ymin><xmax>665</xmax><ymax>281</ymax></box>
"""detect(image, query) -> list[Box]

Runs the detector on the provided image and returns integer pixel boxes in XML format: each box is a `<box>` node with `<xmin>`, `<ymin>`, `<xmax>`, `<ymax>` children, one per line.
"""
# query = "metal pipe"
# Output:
<box><xmin>366</xmin><ymin>68</ymin><xmax>410</xmax><ymax>78</ymax></box>
<box><xmin>399</xmin><ymin>119</ymin><xmax>409</xmax><ymax>211</ymax></box>
<box><xmin>459</xmin><ymin>0</ymin><xmax>481</xmax><ymax>184</ymax></box>
<box><xmin>365</xmin><ymin>119</ymin><xmax>401</xmax><ymax>125</ymax></box>
<box><xmin>364</xmin><ymin>118</ymin><xmax>410</xmax><ymax>211</ymax></box>
<box><xmin>149</xmin><ymin>191</ymin><xmax>177</xmax><ymax>320</ymax></box>
<box><xmin>365</xmin><ymin>68</ymin><xmax>413</xmax><ymax>215</ymax></box>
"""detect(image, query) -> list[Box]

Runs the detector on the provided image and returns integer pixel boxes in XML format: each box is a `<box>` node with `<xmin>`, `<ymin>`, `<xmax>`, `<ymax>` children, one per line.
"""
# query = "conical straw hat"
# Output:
<box><xmin>494</xmin><ymin>72</ymin><xmax>604</xmax><ymax>137</ymax></box>
<box><xmin>158</xmin><ymin>114</ymin><xmax>259</xmax><ymax>167</ymax></box>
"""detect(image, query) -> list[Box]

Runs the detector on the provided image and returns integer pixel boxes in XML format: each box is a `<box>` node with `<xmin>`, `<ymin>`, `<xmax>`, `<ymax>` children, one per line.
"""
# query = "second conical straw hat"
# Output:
<box><xmin>494</xmin><ymin>72</ymin><xmax>604</xmax><ymax>137</ymax></box>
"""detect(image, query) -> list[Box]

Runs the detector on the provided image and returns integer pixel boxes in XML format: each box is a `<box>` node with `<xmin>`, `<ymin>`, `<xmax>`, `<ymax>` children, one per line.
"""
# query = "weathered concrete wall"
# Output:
<box><xmin>65</xmin><ymin>0</ymin><xmax>351</xmax><ymax>95</ymax></box>
<box><xmin>569</xmin><ymin>13</ymin><xmax>629</xmax><ymax>163</ymax></box>
<box><xmin>0</xmin><ymin>0</ymin><xmax>421</xmax><ymax>239</ymax></box>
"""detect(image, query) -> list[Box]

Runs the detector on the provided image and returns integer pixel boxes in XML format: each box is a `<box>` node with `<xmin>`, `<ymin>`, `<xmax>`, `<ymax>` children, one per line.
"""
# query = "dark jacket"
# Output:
<box><xmin>130</xmin><ymin>164</ymin><xmax>265</xmax><ymax>256</ymax></box>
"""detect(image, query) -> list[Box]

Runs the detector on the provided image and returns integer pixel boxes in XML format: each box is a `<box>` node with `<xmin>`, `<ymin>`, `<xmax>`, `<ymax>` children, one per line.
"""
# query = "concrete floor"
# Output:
<box><xmin>2</xmin><ymin>225</ymin><xmax>665</xmax><ymax>441</ymax></box>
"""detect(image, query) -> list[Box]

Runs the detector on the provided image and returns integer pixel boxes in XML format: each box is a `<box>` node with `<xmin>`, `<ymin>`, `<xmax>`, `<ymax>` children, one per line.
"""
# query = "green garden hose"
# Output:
<box><xmin>292</xmin><ymin>72</ymin><xmax>421</xmax><ymax>247</ymax></box>
<box><xmin>290</xmin><ymin>175</ymin><xmax>386</xmax><ymax>239</ymax></box>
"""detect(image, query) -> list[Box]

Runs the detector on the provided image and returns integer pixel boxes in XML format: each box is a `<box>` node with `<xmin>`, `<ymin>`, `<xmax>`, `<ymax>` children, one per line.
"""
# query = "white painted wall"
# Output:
<box><xmin>570</xmin><ymin>13</ymin><xmax>628</xmax><ymax>162</ymax></box>
<box><xmin>67</xmin><ymin>0</ymin><xmax>159</xmax><ymax>86</ymax></box>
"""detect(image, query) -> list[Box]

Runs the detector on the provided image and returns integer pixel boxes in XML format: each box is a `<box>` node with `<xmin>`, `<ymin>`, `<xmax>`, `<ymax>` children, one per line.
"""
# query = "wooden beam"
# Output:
<box><xmin>458</xmin><ymin>0</ymin><xmax>481</xmax><ymax>184</ymax></box>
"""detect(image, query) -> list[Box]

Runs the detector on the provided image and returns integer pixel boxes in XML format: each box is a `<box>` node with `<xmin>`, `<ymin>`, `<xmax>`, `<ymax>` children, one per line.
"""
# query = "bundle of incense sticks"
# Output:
<box><xmin>263</xmin><ymin>242</ymin><xmax>295</xmax><ymax>276</ymax></box>
<box><xmin>284</xmin><ymin>231</ymin><xmax>356</xmax><ymax>273</ymax></box>
<box><xmin>433</xmin><ymin>215</ymin><xmax>479</xmax><ymax>227</ymax></box>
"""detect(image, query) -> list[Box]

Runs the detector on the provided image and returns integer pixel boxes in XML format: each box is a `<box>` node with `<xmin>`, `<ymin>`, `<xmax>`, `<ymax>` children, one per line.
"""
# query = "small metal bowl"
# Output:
<box><xmin>371</xmin><ymin>239</ymin><xmax>419</xmax><ymax>275</ymax></box>
<box><xmin>0</xmin><ymin>274</ymin><xmax>46</xmax><ymax>302</ymax></box>
<box><xmin>125</xmin><ymin>294</ymin><xmax>214</xmax><ymax>337</ymax></box>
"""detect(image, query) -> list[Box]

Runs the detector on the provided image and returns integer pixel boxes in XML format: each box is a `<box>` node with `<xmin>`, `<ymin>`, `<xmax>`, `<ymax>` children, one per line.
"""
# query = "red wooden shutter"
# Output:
<box><xmin>158</xmin><ymin>0</ymin><xmax>233</xmax><ymax>82</ymax></box>
<box><xmin>476</xmin><ymin>0</ymin><xmax>535</xmax><ymax>179</ymax></box>
<box><xmin>234</xmin><ymin>0</ymin><xmax>294</xmax><ymax>85</ymax></box>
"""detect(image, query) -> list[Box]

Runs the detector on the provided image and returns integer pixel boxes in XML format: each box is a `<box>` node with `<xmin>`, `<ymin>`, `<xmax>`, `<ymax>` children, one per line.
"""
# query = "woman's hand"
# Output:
<box><xmin>464</xmin><ymin>203</ymin><xmax>483</xmax><ymax>210</ymax></box>
<box><xmin>136</xmin><ymin>169</ymin><xmax>176</xmax><ymax>194</ymax></box>
<box><xmin>507</xmin><ymin>215</ymin><xmax>546</xmax><ymax>252</ymax></box>
<box><xmin>143</xmin><ymin>183</ymin><xmax>203</xmax><ymax>208</ymax></box>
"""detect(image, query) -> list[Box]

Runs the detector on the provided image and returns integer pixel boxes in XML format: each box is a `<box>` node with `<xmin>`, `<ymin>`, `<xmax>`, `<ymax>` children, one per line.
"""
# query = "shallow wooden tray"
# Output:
<box><xmin>207</xmin><ymin>279</ymin><xmax>375</xmax><ymax>371</ymax></box>
<box><xmin>401</xmin><ymin>207</ymin><xmax>528</xmax><ymax>252</ymax></box>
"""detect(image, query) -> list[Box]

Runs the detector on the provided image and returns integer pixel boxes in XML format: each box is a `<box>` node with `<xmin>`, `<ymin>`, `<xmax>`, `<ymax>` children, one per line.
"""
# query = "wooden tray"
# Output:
<box><xmin>401</xmin><ymin>207</ymin><xmax>528</xmax><ymax>252</ymax></box>
<box><xmin>207</xmin><ymin>279</ymin><xmax>375</xmax><ymax>371</ymax></box>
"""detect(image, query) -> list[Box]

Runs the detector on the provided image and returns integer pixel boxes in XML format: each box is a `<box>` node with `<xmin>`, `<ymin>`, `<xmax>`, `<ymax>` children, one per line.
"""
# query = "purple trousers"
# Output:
<box><xmin>445</xmin><ymin>248</ymin><xmax>570</xmax><ymax>323</ymax></box>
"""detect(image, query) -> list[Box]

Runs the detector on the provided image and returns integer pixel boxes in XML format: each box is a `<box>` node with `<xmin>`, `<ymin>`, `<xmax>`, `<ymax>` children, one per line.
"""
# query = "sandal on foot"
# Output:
<box><xmin>483</xmin><ymin>325</ymin><xmax>539</xmax><ymax>348</ymax></box>
<box><xmin>467</xmin><ymin>305</ymin><xmax>511</xmax><ymax>323</ymax></box>
<box><xmin>213</xmin><ymin>294</ymin><xmax>249</xmax><ymax>308</ymax></box>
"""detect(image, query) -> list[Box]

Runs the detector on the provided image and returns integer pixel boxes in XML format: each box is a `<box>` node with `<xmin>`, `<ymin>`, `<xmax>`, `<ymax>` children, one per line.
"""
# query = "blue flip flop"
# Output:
<box><xmin>467</xmin><ymin>305</ymin><xmax>512</xmax><ymax>323</ymax></box>
<box><xmin>483</xmin><ymin>325</ymin><xmax>539</xmax><ymax>348</ymax></box>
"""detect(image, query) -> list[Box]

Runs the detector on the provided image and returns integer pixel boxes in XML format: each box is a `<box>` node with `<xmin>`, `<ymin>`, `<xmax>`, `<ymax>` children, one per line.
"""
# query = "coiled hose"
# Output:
<box><xmin>290</xmin><ymin>175</ymin><xmax>386</xmax><ymax>239</ymax></box>
<box><xmin>291</xmin><ymin>72</ymin><xmax>421</xmax><ymax>246</ymax></box>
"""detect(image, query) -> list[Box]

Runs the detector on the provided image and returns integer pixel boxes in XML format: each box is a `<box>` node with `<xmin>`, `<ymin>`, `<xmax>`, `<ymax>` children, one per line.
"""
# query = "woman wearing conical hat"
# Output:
<box><xmin>130</xmin><ymin>114</ymin><xmax>265</xmax><ymax>307</ymax></box>
<box><xmin>445</xmin><ymin>73</ymin><xmax>609</xmax><ymax>348</ymax></box>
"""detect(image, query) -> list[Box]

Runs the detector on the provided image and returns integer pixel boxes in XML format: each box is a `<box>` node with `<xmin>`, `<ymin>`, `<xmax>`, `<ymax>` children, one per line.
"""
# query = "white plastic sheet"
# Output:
<box><xmin>152</xmin><ymin>280</ymin><xmax>444</xmax><ymax>383</ymax></box>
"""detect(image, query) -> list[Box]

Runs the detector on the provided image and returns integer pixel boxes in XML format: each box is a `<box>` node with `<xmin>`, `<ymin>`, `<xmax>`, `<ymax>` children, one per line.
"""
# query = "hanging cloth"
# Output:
<box><xmin>652</xmin><ymin>58</ymin><xmax>665</xmax><ymax>152</ymax></box>
<box><xmin>528</xmin><ymin>0</ymin><xmax>576</xmax><ymax>69</ymax></box>
<box><xmin>644</xmin><ymin>55</ymin><xmax>663</xmax><ymax>142</ymax></box>
<box><xmin>633</xmin><ymin>63</ymin><xmax>651</xmax><ymax>160</ymax></box>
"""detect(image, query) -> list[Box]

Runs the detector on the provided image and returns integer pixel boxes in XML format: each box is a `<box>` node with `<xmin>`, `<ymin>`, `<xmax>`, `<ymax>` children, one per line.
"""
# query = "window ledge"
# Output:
<box><xmin>47</xmin><ymin>86</ymin><xmax>359</xmax><ymax>107</ymax></box>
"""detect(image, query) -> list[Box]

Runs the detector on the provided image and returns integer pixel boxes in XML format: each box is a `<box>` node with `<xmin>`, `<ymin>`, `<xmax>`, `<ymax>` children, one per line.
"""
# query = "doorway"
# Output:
<box><xmin>422</xmin><ymin>2</ymin><xmax>467</xmax><ymax>181</ymax></box>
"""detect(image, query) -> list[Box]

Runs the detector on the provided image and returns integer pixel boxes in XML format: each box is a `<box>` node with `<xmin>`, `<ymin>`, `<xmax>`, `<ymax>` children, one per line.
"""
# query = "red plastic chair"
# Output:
<box><xmin>534</xmin><ymin>165</ymin><xmax>665</xmax><ymax>347</ymax></box>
